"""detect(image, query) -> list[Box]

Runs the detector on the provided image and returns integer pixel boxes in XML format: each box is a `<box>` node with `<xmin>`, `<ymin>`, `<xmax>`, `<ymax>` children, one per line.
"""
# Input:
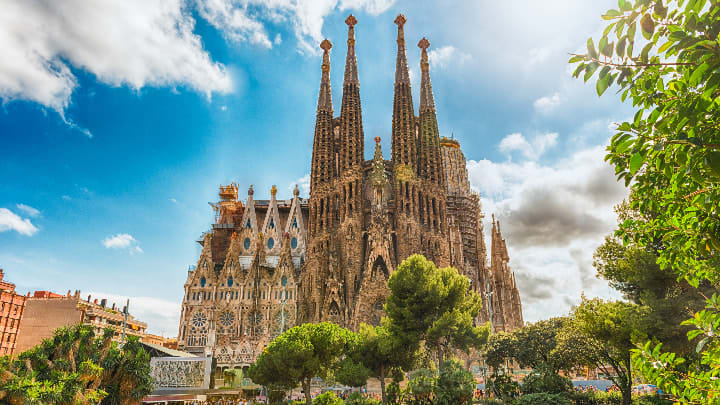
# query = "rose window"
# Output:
<box><xmin>219</xmin><ymin>311</ymin><xmax>235</xmax><ymax>327</ymax></box>
<box><xmin>192</xmin><ymin>312</ymin><xmax>208</xmax><ymax>328</ymax></box>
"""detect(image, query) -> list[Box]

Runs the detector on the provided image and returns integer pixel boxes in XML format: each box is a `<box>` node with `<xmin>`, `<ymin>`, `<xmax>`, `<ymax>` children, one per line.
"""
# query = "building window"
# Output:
<box><xmin>267</xmin><ymin>238</ymin><xmax>274</xmax><ymax>249</ymax></box>
<box><xmin>244</xmin><ymin>238</ymin><xmax>251</xmax><ymax>249</ymax></box>
<box><xmin>228</xmin><ymin>277</ymin><xmax>234</xmax><ymax>287</ymax></box>
<box><xmin>246</xmin><ymin>219</ymin><xmax>251</xmax><ymax>229</ymax></box>
<box><xmin>269</xmin><ymin>218</ymin><xmax>274</xmax><ymax>229</ymax></box>
<box><xmin>292</xmin><ymin>218</ymin><xmax>298</xmax><ymax>229</ymax></box>
<box><xmin>200</xmin><ymin>277</ymin><xmax>206</xmax><ymax>287</ymax></box>
<box><xmin>291</xmin><ymin>237</ymin><xmax>298</xmax><ymax>249</ymax></box>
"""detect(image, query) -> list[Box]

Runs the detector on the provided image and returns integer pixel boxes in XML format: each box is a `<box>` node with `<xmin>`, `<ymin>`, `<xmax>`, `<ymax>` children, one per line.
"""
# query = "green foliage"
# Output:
<box><xmin>345</xmin><ymin>391</ymin><xmax>381</xmax><ymax>405</ymax></box>
<box><xmin>486</xmin><ymin>373</ymin><xmax>519</xmax><ymax>401</ymax></box>
<box><xmin>0</xmin><ymin>325</ymin><xmax>152</xmax><ymax>405</ymax></box>
<box><xmin>406</xmin><ymin>368</ymin><xmax>436</xmax><ymax>402</ymax></box>
<box><xmin>386</xmin><ymin>254</ymin><xmax>488</xmax><ymax>368</ymax></box>
<box><xmin>485</xmin><ymin>318</ymin><xmax>576</xmax><ymax>374</ymax></box>
<box><xmin>594</xmin><ymin>233</ymin><xmax>715</xmax><ymax>360</ymax></box>
<box><xmin>569</xmin><ymin>390</ymin><xmax>623</xmax><ymax>405</ymax></box>
<box><xmin>386</xmin><ymin>381</ymin><xmax>401</xmax><ymax>404</ymax></box>
<box><xmin>313</xmin><ymin>391</ymin><xmax>344</xmax><ymax>405</ymax></box>
<box><xmin>335</xmin><ymin>357</ymin><xmax>370</xmax><ymax>388</ymax></box>
<box><xmin>573</xmin><ymin>1</ymin><xmax>720</xmax><ymax>402</ymax></box>
<box><xmin>513</xmin><ymin>392</ymin><xmax>571</xmax><ymax>405</ymax></box>
<box><xmin>557</xmin><ymin>298</ymin><xmax>649</xmax><ymax>405</ymax></box>
<box><xmin>435</xmin><ymin>360</ymin><xmax>475</xmax><ymax>405</ymax></box>
<box><xmin>519</xmin><ymin>369</ymin><xmax>573</xmax><ymax>395</ymax></box>
<box><xmin>248</xmin><ymin>322</ymin><xmax>355</xmax><ymax>405</ymax></box>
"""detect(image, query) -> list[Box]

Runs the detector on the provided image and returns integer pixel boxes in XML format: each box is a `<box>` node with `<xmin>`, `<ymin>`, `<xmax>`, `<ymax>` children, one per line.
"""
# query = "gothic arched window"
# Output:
<box><xmin>200</xmin><ymin>277</ymin><xmax>206</xmax><ymax>287</ymax></box>
<box><xmin>244</xmin><ymin>238</ymin><xmax>251</xmax><ymax>249</ymax></box>
<box><xmin>228</xmin><ymin>277</ymin><xmax>234</xmax><ymax>287</ymax></box>
<box><xmin>246</xmin><ymin>219</ymin><xmax>251</xmax><ymax>229</ymax></box>
<box><xmin>291</xmin><ymin>237</ymin><xmax>298</xmax><ymax>249</ymax></box>
<box><xmin>267</xmin><ymin>238</ymin><xmax>274</xmax><ymax>249</ymax></box>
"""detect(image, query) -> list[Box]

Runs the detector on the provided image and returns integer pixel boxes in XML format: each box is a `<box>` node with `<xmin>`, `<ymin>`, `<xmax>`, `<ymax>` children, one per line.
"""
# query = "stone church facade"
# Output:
<box><xmin>177</xmin><ymin>15</ymin><xmax>523</xmax><ymax>368</ymax></box>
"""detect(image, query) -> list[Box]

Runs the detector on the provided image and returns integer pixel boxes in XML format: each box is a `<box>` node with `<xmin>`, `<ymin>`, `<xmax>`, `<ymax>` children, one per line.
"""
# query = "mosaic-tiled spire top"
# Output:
<box><xmin>394</xmin><ymin>14</ymin><xmax>410</xmax><ymax>85</ymax></box>
<box><xmin>317</xmin><ymin>39</ymin><xmax>333</xmax><ymax>112</ymax></box>
<box><xmin>418</xmin><ymin>37</ymin><xmax>436</xmax><ymax>114</ymax></box>
<box><xmin>343</xmin><ymin>15</ymin><xmax>359</xmax><ymax>85</ymax></box>
<box><xmin>391</xmin><ymin>14</ymin><xmax>417</xmax><ymax>172</ymax></box>
<box><xmin>339</xmin><ymin>15</ymin><xmax>364</xmax><ymax>171</ymax></box>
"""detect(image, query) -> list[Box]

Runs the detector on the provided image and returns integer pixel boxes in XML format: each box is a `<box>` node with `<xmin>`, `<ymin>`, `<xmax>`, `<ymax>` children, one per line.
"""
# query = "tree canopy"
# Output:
<box><xmin>0</xmin><ymin>325</ymin><xmax>152</xmax><ymax>405</ymax></box>
<box><xmin>385</xmin><ymin>254</ymin><xmax>488</xmax><ymax>368</ymax></box>
<box><xmin>247</xmin><ymin>322</ymin><xmax>355</xmax><ymax>405</ymax></box>
<box><xmin>572</xmin><ymin>0</ymin><xmax>720</xmax><ymax>401</ymax></box>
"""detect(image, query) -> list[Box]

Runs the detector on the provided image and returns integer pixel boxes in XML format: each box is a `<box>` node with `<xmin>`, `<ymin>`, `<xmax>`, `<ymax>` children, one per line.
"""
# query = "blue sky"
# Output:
<box><xmin>0</xmin><ymin>0</ymin><xmax>633</xmax><ymax>335</ymax></box>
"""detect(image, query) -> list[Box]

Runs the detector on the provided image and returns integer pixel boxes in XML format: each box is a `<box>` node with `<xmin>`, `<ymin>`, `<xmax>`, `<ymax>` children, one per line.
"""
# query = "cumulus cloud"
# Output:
<box><xmin>102</xmin><ymin>233</ymin><xmax>143</xmax><ymax>254</ymax></box>
<box><xmin>0</xmin><ymin>0</ymin><xmax>232</xmax><ymax>113</ymax></box>
<box><xmin>468</xmin><ymin>132</ymin><xmax>628</xmax><ymax>321</ymax></box>
<box><xmin>88</xmin><ymin>292</ymin><xmax>181</xmax><ymax>336</ymax></box>
<box><xmin>15</xmin><ymin>204</ymin><xmax>40</xmax><ymax>218</ymax></box>
<box><xmin>197</xmin><ymin>0</ymin><xmax>396</xmax><ymax>54</ymax></box>
<box><xmin>289</xmin><ymin>173</ymin><xmax>311</xmax><ymax>196</ymax></box>
<box><xmin>0</xmin><ymin>208</ymin><xmax>39</xmax><ymax>236</ymax></box>
<box><xmin>534</xmin><ymin>92</ymin><xmax>564</xmax><ymax>112</ymax></box>
<box><xmin>498</xmin><ymin>132</ymin><xmax>558</xmax><ymax>160</ymax></box>
<box><xmin>428</xmin><ymin>46</ymin><xmax>472</xmax><ymax>69</ymax></box>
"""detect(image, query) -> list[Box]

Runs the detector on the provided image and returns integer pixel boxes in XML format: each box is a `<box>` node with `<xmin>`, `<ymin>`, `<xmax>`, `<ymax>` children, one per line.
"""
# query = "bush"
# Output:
<box><xmin>632</xmin><ymin>395</ymin><xmax>673</xmax><ymax>405</ymax></box>
<box><xmin>487</xmin><ymin>374</ymin><xmax>519</xmax><ymax>401</ymax></box>
<box><xmin>344</xmin><ymin>392</ymin><xmax>381</xmax><ymax>405</ymax></box>
<box><xmin>313</xmin><ymin>391</ymin><xmax>344</xmax><ymax>405</ymax></box>
<box><xmin>514</xmin><ymin>393</ymin><xmax>571</xmax><ymax>405</ymax></box>
<box><xmin>407</xmin><ymin>368</ymin><xmax>436</xmax><ymax>401</ymax></box>
<box><xmin>435</xmin><ymin>360</ymin><xmax>475</xmax><ymax>405</ymax></box>
<box><xmin>520</xmin><ymin>371</ymin><xmax>573</xmax><ymax>395</ymax></box>
<box><xmin>569</xmin><ymin>390</ymin><xmax>622</xmax><ymax>405</ymax></box>
<box><xmin>386</xmin><ymin>381</ymin><xmax>401</xmax><ymax>404</ymax></box>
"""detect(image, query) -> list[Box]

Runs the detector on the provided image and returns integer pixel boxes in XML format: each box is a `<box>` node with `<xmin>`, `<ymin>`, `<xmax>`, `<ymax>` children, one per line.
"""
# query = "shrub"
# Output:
<box><xmin>569</xmin><ymin>390</ymin><xmax>623</xmax><ymax>405</ymax></box>
<box><xmin>407</xmin><ymin>368</ymin><xmax>436</xmax><ymax>401</ymax></box>
<box><xmin>435</xmin><ymin>360</ymin><xmax>475</xmax><ymax>405</ymax></box>
<box><xmin>487</xmin><ymin>373</ymin><xmax>519</xmax><ymax>401</ymax></box>
<box><xmin>520</xmin><ymin>371</ymin><xmax>573</xmax><ymax>395</ymax></box>
<box><xmin>514</xmin><ymin>393</ymin><xmax>571</xmax><ymax>405</ymax></box>
<box><xmin>632</xmin><ymin>395</ymin><xmax>673</xmax><ymax>405</ymax></box>
<box><xmin>313</xmin><ymin>391</ymin><xmax>344</xmax><ymax>405</ymax></box>
<box><xmin>386</xmin><ymin>381</ymin><xmax>401</xmax><ymax>404</ymax></box>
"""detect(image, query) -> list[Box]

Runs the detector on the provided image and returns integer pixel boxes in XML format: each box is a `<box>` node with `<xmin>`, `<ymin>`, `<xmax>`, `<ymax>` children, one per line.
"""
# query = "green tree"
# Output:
<box><xmin>571</xmin><ymin>1</ymin><xmax>720</xmax><ymax>401</ymax></box>
<box><xmin>434</xmin><ymin>360</ymin><xmax>475</xmax><ymax>405</ymax></box>
<box><xmin>483</xmin><ymin>331</ymin><xmax>518</xmax><ymax>371</ymax></box>
<box><xmin>0</xmin><ymin>325</ymin><xmax>152</xmax><ymax>405</ymax></box>
<box><xmin>557</xmin><ymin>298</ymin><xmax>648</xmax><ymax>405</ymax></box>
<box><xmin>342</xmin><ymin>322</ymin><xmax>414</xmax><ymax>404</ymax></box>
<box><xmin>385</xmin><ymin>254</ymin><xmax>488</xmax><ymax>369</ymax></box>
<box><xmin>406</xmin><ymin>368</ymin><xmax>435</xmax><ymax>404</ymax></box>
<box><xmin>594</xmin><ymin>233</ymin><xmax>716</xmax><ymax>359</ymax></box>
<box><xmin>247</xmin><ymin>322</ymin><xmax>355</xmax><ymax>405</ymax></box>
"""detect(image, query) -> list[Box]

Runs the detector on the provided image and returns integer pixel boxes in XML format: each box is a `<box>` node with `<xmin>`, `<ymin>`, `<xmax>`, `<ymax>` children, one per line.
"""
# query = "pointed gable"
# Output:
<box><xmin>284</xmin><ymin>185</ymin><xmax>307</xmax><ymax>257</ymax></box>
<box><xmin>262</xmin><ymin>185</ymin><xmax>283</xmax><ymax>255</ymax></box>
<box><xmin>239</xmin><ymin>185</ymin><xmax>259</xmax><ymax>256</ymax></box>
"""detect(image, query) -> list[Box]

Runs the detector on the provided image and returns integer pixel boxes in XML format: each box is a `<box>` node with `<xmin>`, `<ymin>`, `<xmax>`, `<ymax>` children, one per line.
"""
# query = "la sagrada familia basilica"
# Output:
<box><xmin>177</xmin><ymin>15</ymin><xmax>523</xmax><ymax>369</ymax></box>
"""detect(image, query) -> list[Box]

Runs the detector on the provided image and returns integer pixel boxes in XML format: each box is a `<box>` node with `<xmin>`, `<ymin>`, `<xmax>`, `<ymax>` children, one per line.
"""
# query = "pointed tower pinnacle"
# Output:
<box><xmin>418</xmin><ymin>37</ymin><xmax>435</xmax><ymax>113</ymax></box>
<box><xmin>391</xmin><ymin>14</ymin><xmax>417</xmax><ymax>173</ymax></box>
<box><xmin>317</xmin><ymin>39</ymin><xmax>333</xmax><ymax>112</ymax></box>
<box><xmin>339</xmin><ymin>15</ymin><xmax>364</xmax><ymax>172</ymax></box>
<box><xmin>394</xmin><ymin>14</ymin><xmax>410</xmax><ymax>84</ymax></box>
<box><xmin>311</xmin><ymin>39</ymin><xmax>336</xmax><ymax>192</ymax></box>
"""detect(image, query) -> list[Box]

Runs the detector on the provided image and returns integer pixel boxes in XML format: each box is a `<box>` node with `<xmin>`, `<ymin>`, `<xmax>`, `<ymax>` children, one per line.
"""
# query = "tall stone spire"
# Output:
<box><xmin>317</xmin><ymin>39</ymin><xmax>333</xmax><ymax>113</ymax></box>
<box><xmin>391</xmin><ymin>14</ymin><xmax>417</xmax><ymax>174</ymax></box>
<box><xmin>311</xmin><ymin>39</ymin><xmax>335</xmax><ymax>191</ymax></box>
<box><xmin>416</xmin><ymin>37</ymin><xmax>443</xmax><ymax>186</ymax></box>
<box><xmin>339</xmin><ymin>15</ymin><xmax>364</xmax><ymax>171</ymax></box>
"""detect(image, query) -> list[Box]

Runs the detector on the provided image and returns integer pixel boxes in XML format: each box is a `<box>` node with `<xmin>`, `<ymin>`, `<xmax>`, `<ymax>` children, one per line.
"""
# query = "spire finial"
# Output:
<box><xmin>293</xmin><ymin>184</ymin><xmax>300</xmax><ymax>197</ymax></box>
<box><xmin>418</xmin><ymin>37</ymin><xmax>436</xmax><ymax>113</ymax></box>
<box><xmin>393</xmin><ymin>14</ymin><xmax>410</xmax><ymax>85</ymax></box>
<box><xmin>374</xmin><ymin>136</ymin><xmax>381</xmax><ymax>145</ymax></box>
<box><xmin>271</xmin><ymin>185</ymin><xmax>277</xmax><ymax>198</ymax></box>
<box><xmin>317</xmin><ymin>39</ymin><xmax>333</xmax><ymax>112</ymax></box>
<box><xmin>248</xmin><ymin>185</ymin><xmax>254</xmax><ymax>196</ymax></box>
<box><xmin>419</xmin><ymin>37</ymin><xmax>430</xmax><ymax>71</ymax></box>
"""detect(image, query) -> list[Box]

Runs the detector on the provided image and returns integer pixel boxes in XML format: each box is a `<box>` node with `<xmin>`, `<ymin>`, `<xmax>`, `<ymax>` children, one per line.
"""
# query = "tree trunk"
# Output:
<box><xmin>380</xmin><ymin>367</ymin><xmax>387</xmax><ymax>405</ymax></box>
<box><xmin>437</xmin><ymin>343</ymin><xmax>445</xmax><ymax>372</ymax></box>
<box><xmin>303</xmin><ymin>378</ymin><xmax>312</xmax><ymax>405</ymax></box>
<box><xmin>622</xmin><ymin>354</ymin><xmax>632</xmax><ymax>405</ymax></box>
<box><xmin>621</xmin><ymin>386</ymin><xmax>632</xmax><ymax>405</ymax></box>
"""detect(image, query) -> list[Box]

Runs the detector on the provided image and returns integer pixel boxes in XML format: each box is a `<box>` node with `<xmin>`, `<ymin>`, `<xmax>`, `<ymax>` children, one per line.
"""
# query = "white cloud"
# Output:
<box><xmin>196</xmin><ymin>0</ymin><xmax>396</xmax><ymax>55</ymax></box>
<box><xmin>468</xmin><ymin>136</ymin><xmax>628</xmax><ymax>322</ymax></box>
<box><xmin>498</xmin><ymin>132</ymin><xmax>558</xmax><ymax>160</ymax></box>
<box><xmin>0</xmin><ymin>208</ymin><xmax>39</xmax><ymax>236</ymax></box>
<box><xmin>88</xmin><ymin>292</ymin><xmax>181</xmax><ymax>336</ymax></box>
<box><xmin>428</xmin><ymin>46</ymin><xmax>472</xmax><ymax>69</ymax></box>
<box><xmin>0</xmin><ymin>0</ymin><xmax>232</xmax><ymax>113</ymax></box>
<box><xmin>289</xmin><ymin>174</ymin><xmax>311</xmax><ymax>196</ymax></box>
<box><xmin>102</xmin><ymin>233</ymin><xmax>143</xmax><ymax>254</ymax></box>
<box><xmin>534</xmin><ymin>92</ymin><xmax>564</xmax><ymax>112</ymax></box>
<box><xmin>15</xmin><ymin>204</ymin><xmax>40</xmax><ymax>218</ymax></box>
<box><xmin>169</xmin><ymin>198</ymin><xmax>179</xmax><ymax>204</ymax></box>
<box><xmin>61</xmin><ymin>195</ymin><xmax>72</xmax><ymax>201</ymax></box>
